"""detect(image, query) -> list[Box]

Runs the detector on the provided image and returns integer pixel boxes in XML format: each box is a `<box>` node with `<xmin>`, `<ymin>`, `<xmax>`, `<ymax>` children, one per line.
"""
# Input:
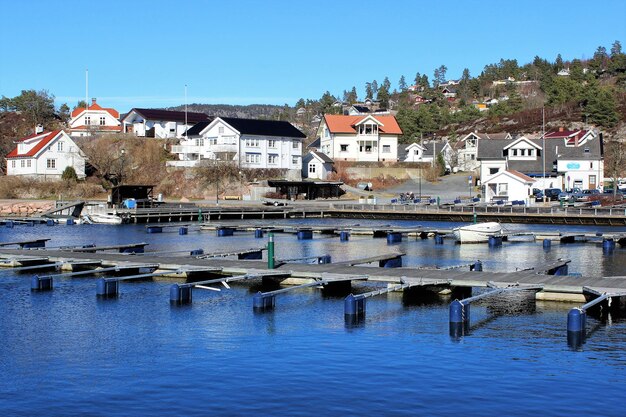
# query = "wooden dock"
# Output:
<box><xmin>1</xmin><ymin>248</ymin><xmax>624</xmax><ymax>301</ymax></box>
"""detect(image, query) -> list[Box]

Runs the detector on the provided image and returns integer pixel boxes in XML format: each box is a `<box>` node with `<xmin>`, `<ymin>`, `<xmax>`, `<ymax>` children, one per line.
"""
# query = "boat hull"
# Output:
<box><xmin>452</xmin><ymin>222</ymin><xmax>502</xmax><ymax>243</ymax></box>
<box><xmin>82</xmin><ymin>213</ymin><xmax>123</xmax><ymax>225</ymax></box>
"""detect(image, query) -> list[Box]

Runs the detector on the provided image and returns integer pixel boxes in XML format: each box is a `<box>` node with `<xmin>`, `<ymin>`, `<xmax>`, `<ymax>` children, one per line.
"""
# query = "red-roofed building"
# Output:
<box><xmin>69</xmin><ymin>98</ymin><xmax>122</xmax><ymax>137</ymax></box>
<box><xmin>544</xmin><ymin>128</ymin><xmax>596</xmax><ymax>147</ymax></box>
<box><xmin>6</xmin><ymin>129</ymin><xmax>86</xmax><ymax>179</ymax></box>
<box><xmin>317</xmin><ymin>114</ymin><xmax>401</xmax><ymax>162</ymax></box>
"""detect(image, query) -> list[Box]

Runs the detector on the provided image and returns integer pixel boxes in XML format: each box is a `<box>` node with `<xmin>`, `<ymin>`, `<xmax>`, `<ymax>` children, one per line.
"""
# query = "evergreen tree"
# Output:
<box><xmin>365</xmin><ymin>82</ymin><xmax>373</xmax><ymax>99</ymax></box>
<box><xmin>382</xmin><ymin>77</ymin><xmax>391</xmax><ymax>92</ymax></box>
<box><xmin>584</xmin><ymin>86</ymin><xmax>619</xmax><ymax>128</ymax></box>
<box><xmin>0</xmin><ymin>90</ymin><xmax>56</xmax><ymax>126</ymax></box>
<box><xmin>610</xmin><ymin>40</ymin><xmax>622</xmax><ymax>57</ymax></box>
<box><xmin>414</xmin><ymin>72</ymin><xmax>422</xmax><ymax>87</ymax></box>
<box><xmin>555</xmin><ymin>53</ymin><xmax>564</xmax><ymax>69</ymax></box>
<box><xmin>371</xmin><ymin>80</ymin><xmax>379</xmax><ymax>97</ymax></box>
<box><xmin>59</xmin><ymin>103</ymin><xmax>71</xmax><ymax>122</ymax></box>
<box><xmin>398</xmin><ymin>75</ymin><xmax>407</xmax><ymax>91</ymax></box>
<box><xmin>319</xmin><ymin>91</ymin><xmax>336</xmax><ymax>114</ymax></box>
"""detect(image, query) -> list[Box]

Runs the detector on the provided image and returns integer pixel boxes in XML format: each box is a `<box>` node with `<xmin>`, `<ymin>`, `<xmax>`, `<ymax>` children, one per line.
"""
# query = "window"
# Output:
<box><xmin>512</xmin><ymin>149</ymin><xmax>518</xmax><ymax>156</ymax></box>
<box><xmin>100</xmin><ymin>117</ymin><xmax>106</xmax><ymax>125</ymax></box>
<box><xmin>414</xmin><ymin>149</ymin><xmax>419</xmax><ymax>155</ymax></box>
<box><xmin>324</xmin><ymin>128</ymin><xmax>329</xmax><ymax>138</ymax></box>
<box><xmin>309</xmin><ymin>164</ymin><xmax>316</xmax><ymax>173</ymax></box>
<box><xmin>245</xmin><ymin>153</ymin><xmax>260</xmax><ymax>164</ymax></box>
<box><xmin>470</xmin><ymin>154</ymin><xmax>475</xmax><ymax>160</ymax></box>
<box><xmin>245</xmin><ymin>138</ymin><xmax>260</xmax><ymax>147</ymax></box>
<box><xmin>20</xmin><ymin>160</ymin><xmax>25</xmax><ymax>168</ymax></box>
<box><xmin>27</xmin><ymin>160</ymin><xmax>31</xmax><ymax>168</ymax></box>
<box><xmin>11</xmin><ymin>160</ymin><xmax>15</xmax><ymax>168</ymax></box>
<box><xmin>292</xmin><ymin>140</ymin><xmax>298</xmax><ymax>149</ymax></box>
<box><xmin>57</xmin><ymin>141</ymin><xmax>63</xmax><ymax>152</ymax></box>
<box><xmin>268</xmin><ymin>155</ymin><xmax>277</xmax><ymax>164</ymax></box>
<box><xmin>195</xmin><ymin>138</ymin><xmax>204</xmax><ymax>146</ymax></box>
<box><xmin>292</xmin><ymin>156</ymin><xmax>298</xmax><ymax>165</ymax></box>
<box><xmin>340</xmin><ymin>144</ymin><xmax>348</xmax><ymax>152</ymax></box>
<box><xmin>46</xmin><ymin>159</ymin><xmax>56</xmax><ymax>169</ymax></box>
<box><xmin>528</xmin><ymin>149</ymin><xmax>534</xmax><ymax>157</ymax></box>
<box><xmin>489</xmin><ymin>168</ymin><xmax>499</xmax><ymax>175</ymax></box>
<box><xmin>584</xmin><ymin>148</ymin><xmax>590</xmax><ymax>153</ymax></box>
<box><xmin>520</xmin><ymin>149</ymin><xmax>526</xmax><ymax>156</ymax></box>
<box><xmin>498</xmin><ymin>183</ymin><xmax>508</xmax><ymax>195</ymax></box>
<box><xmin>268</xmin><ymin>140</ymin><xmax>276</xmax><ymax>148</ymax></box>
<box><xmin>85</xmin><ymin>116</ymin><xmax>91</xmax><ymax>125</ymax></box>
<box><xmin>590</xmin><ymin>162</ymin><xmax>593</xmax><ymax>169</ymax></box>
<box><xmin>218</xmin><ymin>126</ymin><xmax>224</xmax><ymax>134</ymax></box>
<box><xmin>382</xmin><ymin>145</ymin><xmax>390</xmax><ymax>153</ymax></box>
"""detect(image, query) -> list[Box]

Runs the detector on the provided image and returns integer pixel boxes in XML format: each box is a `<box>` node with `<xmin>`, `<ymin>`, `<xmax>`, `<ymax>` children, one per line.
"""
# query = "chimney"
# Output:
<box><xmin>35</xmin><ymin>124</ymin><xmax>44</xmax><ymax>134</ymax></box>
<box><xmin>559</xmin><ymin>127</ymin><xmax>564</xmax><ymax>132</ymax></box>
<box><xmin>91</xmin><ymin>98</ymin><xmax>97</xmax><ymax>106</ymax></box>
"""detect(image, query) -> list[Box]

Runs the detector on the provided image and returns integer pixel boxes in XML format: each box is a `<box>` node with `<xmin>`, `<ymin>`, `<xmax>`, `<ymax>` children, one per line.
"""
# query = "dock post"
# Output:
<box><xmin>253</xmin><ymin>292</ymin><xmax>275</xmax><ymax>312</ymax></box>
<box><xmin>543</xmin><ymin>239</ymin><xmax>551</xmax><ymax>249</ymax></box>
<box><xmin>198</xmin><ymin>208</ymin><xmax>203</xmax><ymax>223</ymax></box>
<box><xmin>567</xmin><ymin>308</ymin><xmax>586</xmax><ymax>348</ymax></box>
<box><xmin>297</xmin><ymin>229</ymin><xmax>313</xmax><ymax>240</ymax></box>
<box><xmin>386</xmin><ymin>232</ymin><xmax>402</xmax><ymax>244</ymax></box>
<box><xmin>267</xmin><ymin>233</ymin><xmax>275</xmax><ymax>269</ymax></box>
<box><xmin>434</xmin><ymin>234</ymin><xmax>444</xmax><ymax>244</ymax></box>
<box><xmin>603</xmin><ymin>238</ymin><xmax>616</xmax><ymax>253</ymax></box>
<box><xmin>27</xmin><ymin>221</ymin><xmax>35</xmax><ymax>227</ymax></box>
<box><xmin>170</xmin><ymin>284</ymin><xmax>193</xmax><ymax>305</ymax></box>
<box><xmin>344</xmin><ymin>294</ymin><xmax>365</xmax><ymax>322</ymax></box>
<box><xmin>66</xmin><ymin>218</ymin><xmax>75</xmax><ymax>225</ymax></box>
<box><xmin>217</xmin><ymin>227</ymin><xmax>234</xmax><ymax>237</ymax></box>
<box><xmin>5</xmin><ymin>220</ymin><xmax>14</xmax><ymax>228</ymax></box>
<box><xmin>340</xmin><ymin>231</ymin><xmax>350</xmax><ymax>241</ymax></box>
<box><xmin>449</xmin><ymin>299</ymin><xmax>470</xmax><ymax>337</ymax></box>
<box><xmin>255</xmin><ymin>228</ymin><xmax>264</xmax><ymax>238</ymax></box>
<box><xmin>488</xmin><ymin>235</ymin><xmax>502</xmax><ymax>247</ymax></box>
<box><xmin>473</xmin><ymin>212</ymin><xmax>477</xmax><ymax>224</ymax></box>
<box><xmin>179</xmin><ymin>226</ymin><xmax>188</xmax><ymax>235</ymax></box>
<box><xmin>31</xmin><ymin>276</ymin><xmax>53</xmax><ymax>291</ymax></box>
<box><xmin>96</xmin><ymin>278</ymin><xmax>119</xmax><ymax>298</ymax></box>
<box><xmin>146</xmin><ymin>226</ymin><xmax>163</xmax><ymax>233</ymax></box>
<box><xmin>470</xmin><ymin>260</ymin><xmax>483</xmax><ymax>271</ymax></box>
<box><xmin>46</xmin><ymin>219</ymin><xmax>55</xmax><ymax>226</ymax></box>
<box><xmin>190</xmin><ymin>249</ymin><xmax>204</xmax><ymax>256</ymax></box>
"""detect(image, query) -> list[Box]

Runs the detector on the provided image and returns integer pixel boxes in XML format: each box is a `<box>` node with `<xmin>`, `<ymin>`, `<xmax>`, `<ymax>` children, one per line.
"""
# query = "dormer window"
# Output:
<box><xmin>584</xmin><ymin>148</ymin><xmax>590</xmax><ymax>153</ymax></box>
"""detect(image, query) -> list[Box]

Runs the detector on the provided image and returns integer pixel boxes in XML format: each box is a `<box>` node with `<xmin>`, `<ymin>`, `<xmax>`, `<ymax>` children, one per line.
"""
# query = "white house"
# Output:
<box><xmin>302</xmin><ymin>151</ymin><xmax>334</xmax><ymax>180</ymax></box>
<box><xmin>477</xmin><ymin>130</ymin><xmax>603</xmax><ymax>191</ymax></box>
<box><xmin>168</xmin><ymin>117</ymin><xmax>305</xmax><ymax>173</ymax></box>
<box><xmin>6</xmin><ymin>129</ymin><xmax>86</xmax><ymax>179</ymax></box>
<box><xmin>455</xmin><ymin>131</ymin><xmax>512</xmax><ymax>172</ymax></box>
<box><xmin>317</xmin><ymin>114</ymin><xmax>401</xmax><ymax>162</ymax></box>
<box><xmin>121</xmin><ymin>108</ymin><xmax>210</xmax><ymax>139</ymax></box>
<box><xmin>482</xmin><ymin>169</ymin><xmax>534</xmax><ymax>203</ymax></box>
<box><xmin>69</xmin><ymin>98</ymin><xmax>122</xmax><ymax>137</ymax></box>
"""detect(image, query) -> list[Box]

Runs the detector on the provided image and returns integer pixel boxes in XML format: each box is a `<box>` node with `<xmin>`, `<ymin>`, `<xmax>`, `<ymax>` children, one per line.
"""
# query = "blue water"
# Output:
<box><xmin>1</xmin><ymin>219</ymin><xmax>626</xmax><ymax>416</ymax></box>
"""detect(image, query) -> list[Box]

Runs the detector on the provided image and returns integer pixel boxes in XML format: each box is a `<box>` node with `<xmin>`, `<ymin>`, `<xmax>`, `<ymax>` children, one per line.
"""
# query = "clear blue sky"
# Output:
<box><xmin>1</xmin><ymin>0</ymin><xmax>624</xmax><ymax>113</ymax></box>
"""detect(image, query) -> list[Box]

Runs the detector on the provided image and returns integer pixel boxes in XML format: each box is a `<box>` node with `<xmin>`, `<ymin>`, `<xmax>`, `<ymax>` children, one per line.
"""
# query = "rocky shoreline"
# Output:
<box><xmin>0</xmin><ymin>200</ymin><xmax>55</xmax><ymax>217</ymax></box>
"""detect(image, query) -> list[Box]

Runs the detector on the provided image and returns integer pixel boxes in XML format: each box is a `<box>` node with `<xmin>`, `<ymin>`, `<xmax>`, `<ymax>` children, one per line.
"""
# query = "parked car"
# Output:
<box><xmin>543</xmin><ymin>188</ymin><xmax>562</xmax><ymax>201</ymax></box>
<box><xmin>575</xmin><ymin>189</ymin><xmax>600</xmax><ymax>202</ymax></box>
<box><xmin>558</xmin><ymin>188</ymin><xmax>582</xmax><ymax>202</ymax></box>
<box><xmin>532</xmin><ymin>188</ymin><xmax>544</xmax><ymax>202</ymax></box>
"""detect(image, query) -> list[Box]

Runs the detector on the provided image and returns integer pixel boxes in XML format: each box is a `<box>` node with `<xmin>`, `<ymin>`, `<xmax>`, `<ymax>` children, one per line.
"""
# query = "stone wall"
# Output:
<box><xmin>0</xmin><ymin>201</ymin><xmax>55</xmax><ymax>216</ymax></box>
<box><xmin>346</xmin><ymin>167</ymin><xmax>426</xmax><ymax>180</ymax></box>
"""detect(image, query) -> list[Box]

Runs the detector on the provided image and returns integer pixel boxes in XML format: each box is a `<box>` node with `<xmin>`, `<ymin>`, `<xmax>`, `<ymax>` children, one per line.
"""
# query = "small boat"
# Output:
<box><xmin>452</xmin><ymin>222</ymin><xmax>502</xmax><ymax>243</ymax></box>
<box><xmin>81</xmin><ymin>212</ymin><xmax>123</xmax><ymax>225</ymax></box>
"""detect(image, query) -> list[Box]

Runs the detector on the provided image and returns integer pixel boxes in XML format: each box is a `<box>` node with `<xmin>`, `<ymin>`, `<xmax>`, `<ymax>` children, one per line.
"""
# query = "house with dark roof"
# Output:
<box><xmin>302</xmin><ymin>151</ymin><xmax>334</xmax><ymax>180</ymax></box>
<box><xmin>168</xmin><ymin>117</ymin><xmax>306</xmax><ymax>172</ymax></box>
<box><xmin>455</xmin><ymin>131</ymin><xmax>513</xmax><ymax>172</ymax></box>
<box><xmin>69</xmin><ymin>98</ymin><xmax>122</xmax><ymax>137</ymax></box>
<box><xmin>317</xmin><ymin>114</ymin><xmax>402</xmax><ymax>162</ymax></box>
<box><xmin>402</xmin><ymin>140</ymin><xmax>453</xmax><ymax>167</ymax></box>
<box><xmin>348</xmin><ymin>105</ymin><xmax>371</xmax><ymax>115</ymax></box>
<box><xmin>477</xmin><ymin>130</ymin><xmax>603</xmax><ymax>192</ymax></box>
<box><xmin>6</xmin><ymin>129</ymin><xmax>86</xmax><ymax>179</ymax></box>
<box><xmin>121</xmin><ymin>108</ymin><xmax>210</xmax><ymax>139</ymax></box>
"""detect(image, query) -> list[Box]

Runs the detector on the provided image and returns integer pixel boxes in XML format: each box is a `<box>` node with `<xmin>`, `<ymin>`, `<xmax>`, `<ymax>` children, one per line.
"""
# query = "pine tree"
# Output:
<box><xmin>399</xmin><ymin>75</ymin><xmax>407</xmax><ymax>91</ymax></box>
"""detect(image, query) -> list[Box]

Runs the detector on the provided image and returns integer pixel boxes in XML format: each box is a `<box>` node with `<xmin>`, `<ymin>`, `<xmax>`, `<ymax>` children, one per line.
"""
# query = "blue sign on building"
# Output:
<box><xmin>566</xmin><ymin>162</ymin><xmax>581</xmax><ymax>169</ymax></box>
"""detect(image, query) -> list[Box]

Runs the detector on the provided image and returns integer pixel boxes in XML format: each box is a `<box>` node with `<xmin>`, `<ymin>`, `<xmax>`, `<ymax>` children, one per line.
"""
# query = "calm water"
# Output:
<box><xmin>1</xmin><ymin>219</ymin><xmax>626</xmax><ymax>416</ymax></box>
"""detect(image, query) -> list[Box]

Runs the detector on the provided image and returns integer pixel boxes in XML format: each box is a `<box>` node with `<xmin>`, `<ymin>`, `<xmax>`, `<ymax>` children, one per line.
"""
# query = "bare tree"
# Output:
<box><xmin>604</xmin><ymin>139</ymin><xmax>626</xmax><ymax>197</ymax></box>
<box><xmin>194</xmin><ymin>159</ymin><xmax>240</xmax><ymax>202</ymax></box>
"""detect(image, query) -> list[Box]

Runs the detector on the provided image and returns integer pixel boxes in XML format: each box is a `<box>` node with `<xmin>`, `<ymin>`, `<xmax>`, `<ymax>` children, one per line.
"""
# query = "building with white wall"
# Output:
<box><xmin>302</xmin><ymin>151</ymin><xmax>334</xmax><ymax>180</ymax></box>
<box><xmin>317</xmin><ymin>114</ymin><xmax>401</xmax><ymax>162</ymax></box>
<box><xmin>6</xmin><ymin>129</ymin><xmax>86</xmax><ymax>179</ymax></box>
<box><xmin>455</xmin><ymin>131</ymin><xmax>512</xmax><ymax>172</ymax></box>
<box><xmin>477</xmin><ymin>130</ymin><xmax>603</xmax><ymax>192</ymax></box>
<box><xmin>168</xmin><ymin>117</ymin><xmax>305</xmax><ymax>173</ymax></box>
<box><xmin>482</xmin><ymin>169</ymin><xmax>534</xmax><ymax>203</ymax></box>
<box><xmin>121</xmin><ymin>108</ymin><xmax>210</xmax><ymax>139</ymax></box>
<box><xmin>69</xmin><ymin>98</ymin><xmax>122</xmax><ymax>137</ymax></box>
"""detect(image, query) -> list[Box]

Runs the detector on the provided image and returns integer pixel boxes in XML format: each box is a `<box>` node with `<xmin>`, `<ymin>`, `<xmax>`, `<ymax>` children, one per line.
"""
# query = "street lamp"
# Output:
<box><xmin>119</xmin><ymin>148</ymin><xmax>126</xmax><ymax>185</ymax></box>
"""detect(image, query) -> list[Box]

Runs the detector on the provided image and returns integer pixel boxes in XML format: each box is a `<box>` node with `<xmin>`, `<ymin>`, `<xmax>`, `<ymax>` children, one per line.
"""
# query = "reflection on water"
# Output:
<box><xmin>1</xmin><ymin>219</ymin><xmax>626</xmax><ymax>415</ymax></box>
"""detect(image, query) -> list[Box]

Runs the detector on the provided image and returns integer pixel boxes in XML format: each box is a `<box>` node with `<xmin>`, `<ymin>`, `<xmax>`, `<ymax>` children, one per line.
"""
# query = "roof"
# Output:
<box><xmin>183</xmin><ymin>121</ymin><xmax>211</xmax><ymax>137</ymax></box>
<box><xmin>307</xmin><ymin>138</ymin><xmax>321</xmax><ymax>149</ymax></box>
<box><xmin>124</xmin><ymin>108</ymin><xmax>210</xmax><ymax>124</ymax></box>
<box><xmin>352</xmin><ymin>105</ymin><xmax>370</xmax><ymax>113</ymax></box>
<box><xmin>71</xmin><ymin>102</ymin><xmax>119</xmax><ymax>119</ymax></box>
<box><xmin>219</xmin><ymin>117</ymin><xmax>306</xmax><ymax>138</ymax></box>
<box><xmin>7</xmin><ymin>130</ymin><xmax>62</xmax><ymax>158</ymax></box>
<box><xmin>507</xmin><ymin>170</ymin><xmax>535</xmax><ymax>182</ymax></box>
<box><xmin>483</xmin><ymin>169</ymin><xmax>535</xmax><ymax>184</ymax></box>
<box><xmin>311</xmin><ymin>151</ymin><xmax>334</xmax><ymax>164</ymax></box>
<box><xmin>323</xmin><ymin>114</ymin><xmax>402</xmax><ymax>135</ymax></box>
<box><xmin>544</xmin><ymin>129</ymin><xmax>585</xmax><ymax>139</ymax></box>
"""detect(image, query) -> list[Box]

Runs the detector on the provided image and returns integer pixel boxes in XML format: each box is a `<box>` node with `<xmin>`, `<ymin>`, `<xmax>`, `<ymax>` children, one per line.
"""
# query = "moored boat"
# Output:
<box><xmin>452</xmin><ymin>222</ymin><xmax>502</xmax><ymax>243</ymax></box>
<box><xmin>82</xmin><ymin>212</ymin><xmax>123</xmax><ymax>225</ymax></box>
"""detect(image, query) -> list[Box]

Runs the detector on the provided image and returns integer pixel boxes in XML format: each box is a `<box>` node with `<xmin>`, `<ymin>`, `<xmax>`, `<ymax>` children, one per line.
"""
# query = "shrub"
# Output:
<box><xmin>61</xmin><ymin>166</ymin><xmax>78</xmax><ymax>182</ymax></box>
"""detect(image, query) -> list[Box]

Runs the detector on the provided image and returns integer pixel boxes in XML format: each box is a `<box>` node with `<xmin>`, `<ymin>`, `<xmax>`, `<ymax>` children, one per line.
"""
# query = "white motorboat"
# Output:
<box><xmin>452</xmin><ymin>222</ymin><xmax>502</xmax><ymax>243</ymax></box>
<box><xmin>82</xmin><ymin>212</ymin><xmax>123</xmax><ymax>225</ymax></box>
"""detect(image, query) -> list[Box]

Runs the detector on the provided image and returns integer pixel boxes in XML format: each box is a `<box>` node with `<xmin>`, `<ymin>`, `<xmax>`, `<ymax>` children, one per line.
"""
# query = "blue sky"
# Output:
<box><xmin>1</xmin><ymin>0</ymin><xmax>624</xmax><ymax>112</ymax></box>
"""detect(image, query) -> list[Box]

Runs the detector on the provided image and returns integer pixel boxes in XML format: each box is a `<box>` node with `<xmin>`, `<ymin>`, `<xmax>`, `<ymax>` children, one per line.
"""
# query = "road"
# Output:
<box><xmin>384</xmin><ymin>173</ymin><xmax>476</xmax><ymax>201</ymax></box>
